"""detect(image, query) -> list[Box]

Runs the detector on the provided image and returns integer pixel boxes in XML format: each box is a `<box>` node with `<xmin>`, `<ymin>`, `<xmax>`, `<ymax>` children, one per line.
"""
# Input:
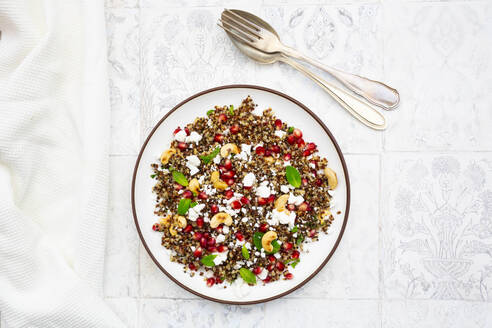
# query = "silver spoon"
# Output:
<box><xmin>220</xmin><ymin>9</ymin><xmax>399</xmax><ymax>110</ymax></box>
<box><xmin>219</xmin><ymin>10</ymin><xmax>387</xmax><ymax>130</ymax></box>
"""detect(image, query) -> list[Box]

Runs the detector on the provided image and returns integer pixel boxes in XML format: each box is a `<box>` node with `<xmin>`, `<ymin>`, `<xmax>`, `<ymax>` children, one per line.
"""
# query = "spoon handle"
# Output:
<box><xmin>281</xmin><ymin>46</ymin><xmax>400</xmax><ymax>110</ymax></box>
<box><xmin>279</xmin><ymin>55</ymin><xmax>386</xmax><ymax>130</ymax></box>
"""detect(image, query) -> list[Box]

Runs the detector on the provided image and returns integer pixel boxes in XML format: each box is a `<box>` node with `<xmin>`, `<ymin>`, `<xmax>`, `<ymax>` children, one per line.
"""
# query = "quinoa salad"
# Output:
<box><xmin>150</xmin><ymin>96</ymin><xmax>338</xmax><ymax>288</ymax></box>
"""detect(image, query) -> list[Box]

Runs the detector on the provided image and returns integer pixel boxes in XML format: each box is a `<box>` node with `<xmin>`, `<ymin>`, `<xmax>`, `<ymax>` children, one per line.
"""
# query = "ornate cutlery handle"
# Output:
<box><xmin>282</xmin><ymin>46</ymin><xmax>400</xmax><ymax>110</ymax></box>
<box><xmin>279</xmin><ymin>55</ymin><xmax>387</xmax><ymax>130</ymax></box>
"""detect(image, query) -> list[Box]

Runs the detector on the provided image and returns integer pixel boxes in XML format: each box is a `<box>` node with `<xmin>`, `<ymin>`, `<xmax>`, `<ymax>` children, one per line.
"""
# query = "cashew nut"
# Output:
<box><xmin>220</xmin><ymin>143</ymin><xmax>239</xmax><ymax>157</ymax></box>
<box><xmin>274</xmin><ymin>194</ymin><xmax>290</xmax><ymax>211</ymax></box>
<box><xmin>318</xmin><ymin>209</ymin><xmax>332</xmax><ymax>224</ymax></box>
<box><xmin>174</xmin><ymin>215</ymin><xmax>187</xmax><ymax>228</ymax></box>
<box><xmin>324</xmin><ymin>167</ymin><xmax>338</xmax><ymax>190</ymax></box>
<box><xmin>210</xmin><ymin>171</ymin><xmax>220</xmax><ymax>183</ymax></box>
<box><xmin>188</xmin><ymin>178</ymin><xmax>200</xmax><ymax>194</ymax></box>
<box><xmin>211</xmin><ymin>171</ymin><xmax>228</xmax><ymax>190</ymax></box>
<box><xmin>160</xmin><ymin>148</ymin><xmax>176</xmax><ymax>164</ymax></box>
<box><xmin>264</xmin><ymin>156</ymin><xmax>275</xmax><ymax>164</ymax></box>
<box><xmin>169</xmin><ymin>225</ymin><xmax>178</xmax><ymax>236</ymax></box>
<box><xmin>261</xmin><ymin>231</ymin><xmax>278</xmax><ymax>253</ymax></box>
<box><xmin>210</xmin><ymin>212</ymin><xmax>233</xmax><ymax>228</ymax></box>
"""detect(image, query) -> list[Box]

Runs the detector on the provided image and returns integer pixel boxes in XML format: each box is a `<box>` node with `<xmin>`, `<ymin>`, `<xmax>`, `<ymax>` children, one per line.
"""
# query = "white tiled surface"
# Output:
<box><xmin>102</xmin><ymin>1</ymin><xmax>492</xmax><ymax>327</ymax></box>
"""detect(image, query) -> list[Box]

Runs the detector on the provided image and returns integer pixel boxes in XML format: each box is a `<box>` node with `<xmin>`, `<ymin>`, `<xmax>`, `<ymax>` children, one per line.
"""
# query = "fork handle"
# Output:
<box><xmin>279</xmin><ymin>55</ymin><xmax>386</xmax><ymax>130</ymax></box>
<box><xmin>281</xmin><ymin>45</ymin><xmax>399</xmax><ymax>110</ymax></box>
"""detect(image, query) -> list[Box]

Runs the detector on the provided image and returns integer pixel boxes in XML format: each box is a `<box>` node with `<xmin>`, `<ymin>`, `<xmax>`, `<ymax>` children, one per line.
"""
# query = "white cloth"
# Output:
<box><xmin>0</xmin><ymin>1</ymin><xmax>124</xmax><ymax>327</ymax></box>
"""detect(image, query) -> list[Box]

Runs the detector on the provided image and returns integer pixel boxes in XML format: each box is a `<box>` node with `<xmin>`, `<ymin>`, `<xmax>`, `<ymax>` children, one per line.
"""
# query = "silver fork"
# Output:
<box><xmin>219</xmin><ymin>9</ymin><xmax>399</xmax><ymax>110</ymax></box>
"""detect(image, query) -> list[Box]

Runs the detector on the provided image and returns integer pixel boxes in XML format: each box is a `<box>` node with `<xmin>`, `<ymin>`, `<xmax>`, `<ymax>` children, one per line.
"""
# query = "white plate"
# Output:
<box><xmin>132</xmin><ymin>85</ymin><xmax>350</xmax><ymax>304</ymax></box>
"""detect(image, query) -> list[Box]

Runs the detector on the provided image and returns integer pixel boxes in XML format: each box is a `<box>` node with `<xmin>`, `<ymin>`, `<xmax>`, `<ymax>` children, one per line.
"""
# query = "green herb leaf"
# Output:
<box><xmin>296</xmin><ymin>234</ymin><xmax>304</xmax><ymax>246</ymax></box>
<box><xmin>253</xmin><ymin>232</ymin><xmax>264</xmax><ymax>250</ymax></box>
<box><xmin>150</xmin><ymin>174</ymin><xmax>156</xmax><ymax>179</ymax></box>
<box><xmin>291</xmin><ymin>226</ymin><xmax>298</xmax><ymax>233</ymax></box>
<box><xmin>177</xmin><ymin>198</ymin><xmax>191</xmax><ymax>215</ymax></box>
<box><xmin>265</xmin><ymin>240</ymin><xmax>280</xmax><ymax>254</ymax></box>
<box><xmin>200</xmin><ymin>254</ymin><xmax>217</xmax><ymax>267</ymax></box>
<box><xmin>286</xmin><ymin>166</ymin><xmax>301</xmax><ymax>188</ymax></box>
<box><xmin>200</xmin><ymin>147</ymin><xmax>220</xmax><ymax>164</ymax></box>
<box><xmin>241</xmin><ymin>245</ymin><xmax>250</xmax><ymax>259</ymax></box>
<box><xmin>206</xmin><ymin>109</ymin><xmax>215</xmax><ymax>116</ymax></box>
<box><xmin>291</xmin><ymin>259</ymin><xmax>300</xmax><ymax>268</ymax></box>
<box><xmin>239</xmin><ymin>268</ymin><xmax>256</xmax><ymax>285</ymax></box>
<box><xmin>288</xmin><ymin>127</ymin><xmax>294</xmax><ymax>134</ymax></box>
<box><xmin>172</xmin><ymin>170</ymin><xmax>189</xmax><ymax>186</ymax></box>
<box><xmin>190</xmin><ymin>201</ymin><xmax>197</xmax><ymax>208</ymax></box>
<box><xmin>229</xmin><ymin>105</ymin><xmax>234</xmax><ymax>116</ymax></box>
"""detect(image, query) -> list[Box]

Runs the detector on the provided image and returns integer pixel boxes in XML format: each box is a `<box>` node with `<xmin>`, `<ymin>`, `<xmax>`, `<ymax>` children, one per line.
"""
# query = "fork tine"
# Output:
<box><xmin>223</xmin><ymin>9</ymin><xmax>262</xmax><ymax>32</ymax></box>
<box><xmin>217</xmin><ymin>21</ymin><xmax>255</xmax><ymax>46</ymax></box>
<box><xmin>218</xmin><ymin>19</ymin><xmax>255</xmax><ymax>43</ymax></box>
<box><xmin>222</xmin><ymin>11</ymin><xmax>263</xmax><ymax>39</ymax></box>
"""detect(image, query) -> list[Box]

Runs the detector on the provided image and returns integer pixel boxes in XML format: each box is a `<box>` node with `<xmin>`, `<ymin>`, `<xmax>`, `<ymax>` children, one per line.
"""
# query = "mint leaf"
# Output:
<box><xmin>207</xmin><ymin>109</ymin><xmax>215</xmax><ymax>116</ymax></box>
<box><xmin>200</xmin><ymin>147</ymin><xmax>220</xmax><ymax>164</ymax></box>
<box><xmin>288</xmin><ymin>127</ymin><xmax>294</xmax><ymax>134</ymax></box>
<box><xmin>291</xmin><ymin>226</ymin><xmax>298</xmax><ymax>233</ymax></box>
<box><xmin>150</xmin><ymin>174</ymin><xmax>156</xmax><ymax>179</ymax></box>
<box><xmin>253</xmin><ymin>232</ymin><xmax>264</xmax><ymax>250</ymax></box>
<box><xmin>291</xmin><ymin>259</ymin><xmax>300</xmax><ymax>268</ymax></box>
<box><xmin>239</xmin><ymin>268</ymin><xmax>256</xmax><ymax>285</ymax></box>
<box><xmin>296</xmin><ymin>234</ymin><xmax>304</xmax><ymax>246</ymax></box>
<box><xmin>265</xmin><ymin>240</ymin><xmax>280</xmax><ymax>254</ymax></box>
<box><xmin>241</xmin><ymin>245</ymin><xmax>250</xmax><ymax>260</ymax></box>
<box><xmin>200</xmin><ymin>254</ymin><xmax>217</xmax><ymax>267</ymax></box>
<box><xmin>177</xmin><ymin>198</ymin><xmax>191</xmax><ymax>215</ymax></box>
<box><xmin>229</xmin><ymin>105</ymin><xmax>234</xmax><ymax>116</ymax></box>
<box><xmin>285</xmin><ymin>166</ymin><xmax>301</xmax><ymax>188</ymax></box>
<box><xmin>190</xmin><ymin>201</ymin><xmax>197</xmax><ymax>208</ymax></box>
<box><xmin>172</xmin><ymin>170</ymin><xmax>188</xmax><ymax>186</ymax></box>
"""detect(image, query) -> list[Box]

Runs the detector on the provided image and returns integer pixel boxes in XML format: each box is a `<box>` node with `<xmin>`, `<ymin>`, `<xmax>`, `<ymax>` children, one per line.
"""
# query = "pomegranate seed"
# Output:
<box><xmin>226</xmin><ymin>178</ymin><xmax>235</xmax><ymax>186</ymax></box>
<box><xmin>235</xmin><ymin>232</ymin><xmax>244</xmax><ymax>241</ymax></box>
<box><xmin>210</xmin><ymin>204</ymin><xmax>219</xmax><ymax>214</ymax></box>
<box><xmin>174</xmin><ymin>184</ymin><xmax>183</xmax><ymax>191</ymax></box>
<box><xmin>267</xmin><ymin>264</ymin><xmax>274</xmax><ymax>271</ymax></box>
<box><xmin>152</xmin><ymin>223</ymin><xmax>159</xmax><ymax>231</ymax></box>
<box><xmin>302</xmin><ymin>178</ymin><xmax>308</xmax><ymax>186</ymax></box>
<box><xmin>257</xmin><ymin>197</ymin><xmax>268</xmax><ymax>206</ymax></box>
<box><xmin>286</xmin><ymin>135</ymin><xmax>296</xmax><ymax>144</ymax></box>
<box><xmin>216</xmin><ymin>225</ymin><xmax>223</xmax><ymax>233</ymax></box>
<box><xmin>218</xmin><ymin>165</ymin><xmax>227</xmax><ymax>173</ymax></box>
<box><xmin>218</xmin><ymin>113</ymin><xmax>227</xmax><ymax>123</ymax></box>
<box><xmin>194</xmin><ymin>247</ymin><xmax>203</xmax><ymax>257</ymax></box>
<box><xmin>206</xmin><ymin>277</ymin><xmax>215</xmax><ymax>287</ymax></box>
<box><xmin>255</xmin><ymin>146</ymin><xmax>265</xmax><ymax>156</ymax></box>
<box><xmin>296</xmin><ymin>138</ymin><xmax>305</xmax><ymax>148</ymax></box>
<box><xmin>214</xmin><ymin>134</ymin><xmax>224</xmax><ymax>143</ymax></box>
<box><xmin>268</xmin><ymin>195</ymin><xmax>275</xmax><ymax>203</ymax></box>
<box><xmin>253</xmin><ymin>267</ymin><xmax>263</xmax><ymax>275</ymax></box>
<box><xmin>287</xmin><ymin>204</ymin><xmax>296</xmax><ymax>211</ymax></box>
<box><xmin>231</xmin><ymin>200</ymin><xmax>242</xmax><ymax>210</ymax></box>
<box><xmin>222</xmin><ymin>170</ymin><xmax>235</xmax><ymax>179</ymax></box>
<box><xmin>268</xmin><ymin>255</ymin><xmax>276</xmax><ymax>263</ymax></box>
<box><xmin>207</xmin><ymin>246</ymin><xmax>217</xmax><ymax>253</ymax></box>
<box><xmin>292</xmin><ymin>251</ymin><xmax>300</xmax><ymax>259</ymax></box>
<box><xmin>265</xmin><ymin>149</ymin><xmax>272</xmax><ymax>156</ymax></box>
<box><xmin>259</xmin><ymin>223</ymin><xmax>269</xmax><ymax>233</ymax></box>
<box><xmin>184</xmin><ymin>127</ymin><xmax>190</xmax><ymax>136</ymax></box>
<box><xmin>217</xmin><ymin>245</ymin><xmax>227</xmax><ymax>252</ymax></box>
<box><xmin>203</xmin><ymin>232</ymin><xmax>210</xmax><ymax>239</ymax></box>
<box><xmin>276</xmin><ymin>262</ymin><xmax>285</xmax><ymax>271</ymax></box>
<box><xmin>177</xmin><ymin>142</ymin><xmax>187</xmax><ymax>150</ymax></box>
<box><xmin>230</xmin><ymin>124</ymin><xmax>240</xmax><ymax>134</ymax></box>
<box><xmin>293</xmin><ymin>128</ymin><xmax>302</xmax><ymax>139</ymax></box>
<box><xmin>298</xmin><ymin>202</ymin><xmax>309</xmax><ymax>211</ymax></box>
<box><xmin>244</xmin><ymin>186</ymin><xmax>252</xmax><ymax>190</ymax></box>
<box><xmin>263</xmin><ymin>276</ymin><xmax>272</xmax><ymax>283</ymax></box>
<box><xmin>189</xmin><ymin>263</ymin><xmax>196</xmax><ymax>271</ymax></box>
<box><xmin>215</xmin><ymin>276</ymin><xmax>223</xmax><ymax>284</ymax></box>
<box><xmin>284</xmin><ymin>272</ymin><xmax>294</xmax><ymax>280</ymax></box>
<box><xmin>224</xmin><ymin>159</ymin><xmax>233</xmax><ymax>170</ymax></box>
<box><xmin>284</xmin><ymin>153</ymin><xmax>292</xmax><ymax>161</ymax></box>
<box><xmin>315</xmin><ymin>179</ymin><xmax>322</xmax><ymax>187</ymax></box>
<box><xmin>196</xmin><ymin>217</ymin><xmax>204</xmax><ymax>228</ymax></box>
<box><xmin>184</xmin><ymin>224</ymin><xmax>193</xmax><ymax>233</ymax></box>
<box><xmin>303</xmin><ymin>149</ymin><xmax>311</xmax><ymax>157</ymax></box>
<box><xmin>173</xmin><ymin>127</ymin><xmax>181</xmax><ymax>135</ymax></box>
<box><xmin>270</xmin><ymin>145</ymin><xmax>281</xmax><ymax>153</ymax></box>
<box><xmin>274</xmin><ymin>119</ymin><xmax>282</xmax><ymax>129</ymax></box>
<box><xmin>198</xmin><ymin>191</ymin><xmax>208</xmax><ymax>200</ymax></box>
<box><xmin>193</xmin><ymin>232</ymin><xmax>202</xmax><ymax>240</ymax></box>
<box><xmin>182</xmin><ymin>190</ymin><xmax>193</xmax><ymax>199</ymax></box>
<box><xmin>207</xmin><ymin>237</ymin><xmax>216</xmax><ymax>246</ymax></box>
<box><xmin>225</xmin><ymin>190</ymin><xmax>234</xmax><ymax>200</ymax></box>
<box><xmin>308</xmin><ymin>229</ymin><xmax>317</xmax><ymax>238</ymax></box>
<box><xmin>283</xmin><ymin>242</ymin><xmax>293</xmax><ymax>251</ymax></box>
<box><xmin>306</xmin><ymin>142</ymin><xmax>316</xmax><ymax>151</ymax></box>
<box><xmin>240</xmin><ymin>196</ymin><xmax>249</xmax><ymax>205</ymax></box>
<box><xmin>200</xmin><ymin>237</ymin><xmax>207</xmax><ymax>247</ymax></box>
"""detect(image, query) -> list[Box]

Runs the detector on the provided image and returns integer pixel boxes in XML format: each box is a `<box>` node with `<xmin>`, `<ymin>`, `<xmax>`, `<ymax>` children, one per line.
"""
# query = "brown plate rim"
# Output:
<box><xmin>131</xmin><ymin>84</ymin><xmax>350</xmax><ymax>305</ymax></box>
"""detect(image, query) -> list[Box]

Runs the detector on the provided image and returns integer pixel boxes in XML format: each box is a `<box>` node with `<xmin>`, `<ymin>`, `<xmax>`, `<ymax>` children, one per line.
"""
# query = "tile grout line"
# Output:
<box><xmin>378</xmin><ymin>152</ymin><xmax>384</xmax><ymax>328</ymax></box>
<box><xmin>137</xmin><ymin>4</ymin><xmax>143</xmax><ymax>327</ymax></box>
